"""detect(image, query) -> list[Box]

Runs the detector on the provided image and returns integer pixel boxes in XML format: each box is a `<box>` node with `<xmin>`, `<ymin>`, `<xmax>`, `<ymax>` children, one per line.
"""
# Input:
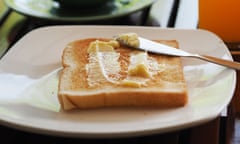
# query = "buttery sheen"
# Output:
<box><xmin>86</xmin><ymin>37</ymin><xmax>165</xmax><ymax>88</ymax></box>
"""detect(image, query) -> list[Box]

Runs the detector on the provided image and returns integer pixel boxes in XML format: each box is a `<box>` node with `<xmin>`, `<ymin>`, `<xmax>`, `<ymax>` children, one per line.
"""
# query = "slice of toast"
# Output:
<box><xmin>58</xmin><ymin>38</ymin><xmax>188</xmax><ymax>110</ymax></box>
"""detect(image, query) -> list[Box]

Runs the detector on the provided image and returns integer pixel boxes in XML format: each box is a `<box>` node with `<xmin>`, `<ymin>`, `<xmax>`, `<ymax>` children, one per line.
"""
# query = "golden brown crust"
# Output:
<box><xmin>58</xmin><ymin>38</ymin><xmax>188</xmax><ymax>110</ymax></box>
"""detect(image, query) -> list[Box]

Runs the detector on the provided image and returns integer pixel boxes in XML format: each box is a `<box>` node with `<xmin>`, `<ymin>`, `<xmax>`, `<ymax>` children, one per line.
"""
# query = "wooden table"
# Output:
<box><xmin>0</xmin><ymin>1</ymin><xmax>238</xmax><ymax>144</ymax></box>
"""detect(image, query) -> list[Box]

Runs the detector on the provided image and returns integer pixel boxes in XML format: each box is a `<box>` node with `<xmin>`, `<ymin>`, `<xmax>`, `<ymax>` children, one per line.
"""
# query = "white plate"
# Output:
<box><xmin>0</xmin><ymin>26</ymin><xmax>236</xmax><ymax>138</ymax></box>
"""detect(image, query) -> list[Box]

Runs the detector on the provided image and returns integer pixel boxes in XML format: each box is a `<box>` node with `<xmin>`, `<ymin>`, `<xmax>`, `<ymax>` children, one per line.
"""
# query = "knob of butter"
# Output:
<box><xmin>117</xmin><ymin>33</ymin><xmax>140</xmax><ymax>48</ymax></box>
<box><xmin>128</xmin><ymin>52</ymin><xmax>151</xmax><ymax>78</ymax></box>
<box><xmin>87</xmin><ymin>40</ymin><xmax>119</xmax><ymax>53</ymax></box>
<box><xmin>120</xmin><ymin>79</ymin><xmax>141</xmax><ymax>88</ymax></box>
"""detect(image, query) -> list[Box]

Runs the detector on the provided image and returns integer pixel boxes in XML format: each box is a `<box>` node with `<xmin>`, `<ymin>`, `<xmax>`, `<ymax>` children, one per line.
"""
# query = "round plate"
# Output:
<box><xmin>4</xmin><ymin>0</ymin><xmax>155</xmax><ymax>22</ymax></box>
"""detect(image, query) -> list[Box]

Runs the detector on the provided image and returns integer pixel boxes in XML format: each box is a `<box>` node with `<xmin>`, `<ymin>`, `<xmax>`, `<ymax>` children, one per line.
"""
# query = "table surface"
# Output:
<box><xmin>0</xmin><ymin>1</ymin><xmax>239</xmax><ymax>144</ymax></box>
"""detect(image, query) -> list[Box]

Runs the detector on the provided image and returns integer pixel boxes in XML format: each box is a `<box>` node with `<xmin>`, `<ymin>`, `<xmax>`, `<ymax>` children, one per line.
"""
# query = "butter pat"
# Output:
<box><xmin>87</xmin><ymin>40</ymin><xmax>119</xmax><ymax>53</ymax></box>
<box><xmin>120</xmin><ymin>79</ymin><xmax>141</xmax><ymax>88</ymax></box>
<box><xmin>117</xmin><ymin>33</ymin><xmax>140</xmax><ymax>48</ymax></box>
<box><xmin>128</xmin><ymin>52</ymin><xmax>151</xmax><ymax>78</ymax></box>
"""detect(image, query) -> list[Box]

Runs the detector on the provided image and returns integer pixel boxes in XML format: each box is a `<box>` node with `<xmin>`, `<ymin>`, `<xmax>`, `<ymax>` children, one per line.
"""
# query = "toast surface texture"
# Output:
<box><xmin>58</xmin><ymin>38</ymin><xmax>188</xmax><ymax>110</ymax></box>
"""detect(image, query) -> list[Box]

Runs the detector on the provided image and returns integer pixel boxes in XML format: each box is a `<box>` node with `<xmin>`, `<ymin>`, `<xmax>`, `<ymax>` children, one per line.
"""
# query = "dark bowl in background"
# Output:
<box><xmin>53</xmin><ymin>0</ymin><xmax>113</xmax><ymax>8</ymax></box>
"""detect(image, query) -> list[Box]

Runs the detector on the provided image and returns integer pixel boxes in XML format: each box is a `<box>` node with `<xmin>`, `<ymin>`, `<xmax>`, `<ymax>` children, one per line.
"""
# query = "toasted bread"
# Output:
<box><xmin>58</xmin><ymin>38</ymin><xmax>188</xmax><ymax>110</ymax></box>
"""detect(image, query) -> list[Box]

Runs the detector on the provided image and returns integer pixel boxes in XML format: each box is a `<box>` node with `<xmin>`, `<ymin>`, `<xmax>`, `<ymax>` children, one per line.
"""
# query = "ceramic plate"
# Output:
<box><xmin>0</xmin><ymin>26</ymin><xmax>236</xmax><ymax>138</ymax></box>
<box><xmin>4</xmin><ymin>0</ymin><xmax>154</xmax><ymax>22</ymax></box>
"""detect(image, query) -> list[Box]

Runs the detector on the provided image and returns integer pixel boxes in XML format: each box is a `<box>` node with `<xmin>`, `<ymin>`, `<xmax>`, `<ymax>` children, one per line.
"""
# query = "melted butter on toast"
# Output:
<box><xmin>87</xmin><ymin>40</ymin><xmax>119</xmax><ymax>53</ymax></box>
<box><xmin>86</xmin><ymin>40</ymin><xmax>121</xmax><ymax>87</ymax></box>
<box><xmin>86</xmin><ymin>38</ymin><xmax>166</xmax><ymax>88</ymax></box>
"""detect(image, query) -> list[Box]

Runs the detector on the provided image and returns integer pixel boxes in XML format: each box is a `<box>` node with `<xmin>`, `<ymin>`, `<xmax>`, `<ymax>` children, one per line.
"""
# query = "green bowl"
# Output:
<box><xmin>54</xmin><ymin>0</ymin><xmax>113</xmax><ymax>8</ymax></box>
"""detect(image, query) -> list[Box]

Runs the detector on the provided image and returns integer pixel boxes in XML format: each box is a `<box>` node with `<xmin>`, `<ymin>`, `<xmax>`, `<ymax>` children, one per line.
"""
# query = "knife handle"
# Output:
<box><xmin>198</xmin><ymin>54</ymin><xmax>240</xmax><ymax>70</ymax></box>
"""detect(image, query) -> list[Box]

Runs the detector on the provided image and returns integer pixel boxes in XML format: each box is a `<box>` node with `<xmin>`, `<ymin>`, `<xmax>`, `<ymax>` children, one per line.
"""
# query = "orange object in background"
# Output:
<box><xmin>199</xmin><ymin>0</ymin><xmax>240</xmax><ymax>42</ymax></box>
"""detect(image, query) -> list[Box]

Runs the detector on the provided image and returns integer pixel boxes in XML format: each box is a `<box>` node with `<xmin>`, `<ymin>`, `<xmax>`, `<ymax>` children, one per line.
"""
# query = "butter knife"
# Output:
<box><xmin>117</xmin><ymin>37</ymin><xmax>240</xmax><ymax>70</ymax></box>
